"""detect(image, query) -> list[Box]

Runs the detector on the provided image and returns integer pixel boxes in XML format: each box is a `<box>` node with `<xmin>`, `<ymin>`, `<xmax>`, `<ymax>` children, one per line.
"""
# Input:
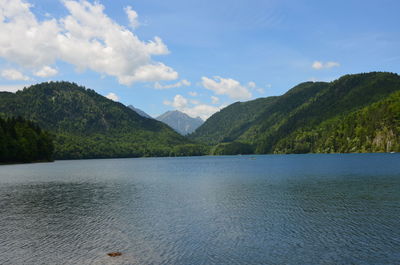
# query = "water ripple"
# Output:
<box><xmin>0</xmin><ymin>154</ymin><xmax>399</xmax><ymax>264</ymax></box>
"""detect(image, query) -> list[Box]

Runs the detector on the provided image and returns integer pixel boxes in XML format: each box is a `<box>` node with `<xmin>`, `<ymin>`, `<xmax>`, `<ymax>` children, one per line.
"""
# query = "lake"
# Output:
<box><xmin>0</xmin><ymin>154</ymin><xmax>399</xmax><ymax>264</ymax></box>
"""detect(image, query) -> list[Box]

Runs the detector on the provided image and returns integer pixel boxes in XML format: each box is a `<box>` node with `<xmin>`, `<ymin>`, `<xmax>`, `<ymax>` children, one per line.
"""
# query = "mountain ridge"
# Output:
<box><xmin>191</xmin><ymin>72</ymin><xmax>400</xmax><ymax>154</ymax></box>
<box><xmin>0</xmin><ymin>81</ymin><xmax>195</xmax><ymax>159</ymax></box>
<box><xmin>127</xmin><ymin>105</ymin><xmax>153</xmax><ymax>119</ymax></box>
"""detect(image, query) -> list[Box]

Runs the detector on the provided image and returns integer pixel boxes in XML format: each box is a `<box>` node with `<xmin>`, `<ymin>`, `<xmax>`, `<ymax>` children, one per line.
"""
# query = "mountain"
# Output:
<box><xmin>0</xmin><ymin>81</ymin><xmax>200</xmax><ymax>159</ymax></box>
<box><xmin>127</xmin><ymin>105</ymin><xmax>153</xmax><ymax>119</ymax></box>
<box><xmin>157</xmin><ymin>110</ymin><xmax>204</xmax><ymax>135</ymax></box>
<box><xmin>190</xmin><ymin>72</ymin><xmax>400</xmax><ymax>154</ymax></box>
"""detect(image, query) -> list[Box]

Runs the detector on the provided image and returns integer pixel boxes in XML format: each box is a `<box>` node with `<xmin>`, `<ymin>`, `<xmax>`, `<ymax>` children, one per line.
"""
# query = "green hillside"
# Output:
<box><xmin>191</xmin><ymin>72</ymin><xmax>400</xmax><ymax>154</ymax></box>
<box><xmin>190</xmin><ymin>81</ymin><xmax>329</xmax><ymax>145</ymax></box>
<box><xmin>274</xmin><ymin>90</ymin><xmax>400</xmax><ymax>153</ymax></box>
<box><xmin>0</xmin><ymin>82</ymin><xmax>195</xmax><ymax>159</ymax></box>
<box><xmin>189</xmin><ymin>96</ymin><xmax>278</xmax><ymax>144</ymax></box>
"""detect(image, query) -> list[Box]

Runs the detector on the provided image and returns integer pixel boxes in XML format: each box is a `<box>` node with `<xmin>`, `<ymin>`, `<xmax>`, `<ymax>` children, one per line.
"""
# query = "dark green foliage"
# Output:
<box><xmin>192</xmin><ymin>72</ymin><xmax>400</xmax><ymax>154</ymax></box>
<box><xmin>169</xmin><ymin>144</ymin><xmax>210</xmax><ymax>157</ymax></box>
<box><xmin>274</xmin><ymin>90</ymin><xmax>400</xmax><ymax>153</ymax></box>
<box><xmin>251</xmin><ymin>72</ymin><xmax>400</xmax><ymax>153</ymax></box>
<box><xmin>210</xmin><ymin>142</ymin><xmax>254</xmax><ymax>155</ymax></box>
<box><xmin>0</xmin><ymin>116</ymin><xmax>54</xmax><ymax>163</ymax></box>
<box><xmin>0</xmin><ymin>81</ymin><xmax>202</xmax><ymax>159</ymax></box>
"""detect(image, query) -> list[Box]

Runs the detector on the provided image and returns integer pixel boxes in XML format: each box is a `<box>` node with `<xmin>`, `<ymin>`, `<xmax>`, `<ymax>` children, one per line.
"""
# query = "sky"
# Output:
<box><xmin>0</xmin><ymin>0</ymin><xmax>399</xmax><ymax>119</ymax></box>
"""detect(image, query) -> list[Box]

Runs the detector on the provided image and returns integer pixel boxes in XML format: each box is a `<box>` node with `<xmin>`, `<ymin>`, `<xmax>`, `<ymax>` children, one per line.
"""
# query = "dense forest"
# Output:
<box><xmin>191</xmin><ymin>72</ymin><xmax>400</xmax><ymax>154</ymax></box>
<box><xmin>0</xmin><ymin>116</ymin><xmax>53</xmax><ymax>163</ymax></box>
<box><xmin>273</xmin><ymin>90</ymin><xmax>400</xmax><ymax>153</ymax></box>
<box><xmin>0</xmin><ymin>82</ymin><xmax>199</xmax><ymax>159</ymax></box>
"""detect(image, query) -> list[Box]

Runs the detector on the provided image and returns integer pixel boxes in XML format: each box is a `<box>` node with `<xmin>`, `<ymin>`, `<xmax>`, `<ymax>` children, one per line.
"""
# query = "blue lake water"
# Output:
<box><xmin>0</xmin><ymin>154</ymin><xmax>399</xmax><ymax>265</ymax></box>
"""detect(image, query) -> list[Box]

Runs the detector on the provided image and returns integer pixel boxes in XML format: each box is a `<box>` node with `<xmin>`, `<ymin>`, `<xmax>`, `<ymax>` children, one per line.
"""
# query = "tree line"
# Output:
<box><xmin>0</xmin><ymin>116</ymin><xmax>54</xmax><ymax>163</ymax></box>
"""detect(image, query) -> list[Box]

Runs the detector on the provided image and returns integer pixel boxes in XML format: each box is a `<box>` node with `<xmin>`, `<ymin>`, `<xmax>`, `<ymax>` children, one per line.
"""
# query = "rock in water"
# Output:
<box><xmin>107</xmin><ymin>252</ymin><xmax>122</xmax><ymax>257</ymax></box>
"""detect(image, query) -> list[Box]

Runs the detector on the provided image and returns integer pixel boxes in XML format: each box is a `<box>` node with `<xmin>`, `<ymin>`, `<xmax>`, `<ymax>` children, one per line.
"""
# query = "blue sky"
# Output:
<box><xmin>0</xmin><ymin>0</ymin><xmax>399</xmax><ymax>119</ymax></box>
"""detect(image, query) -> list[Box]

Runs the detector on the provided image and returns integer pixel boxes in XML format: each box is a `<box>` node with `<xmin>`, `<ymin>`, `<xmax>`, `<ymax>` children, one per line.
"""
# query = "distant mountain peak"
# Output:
<box><xmin>157</xmin><ymin>110</ymin><xmax>204</xmax><ymax>135</ymax></box>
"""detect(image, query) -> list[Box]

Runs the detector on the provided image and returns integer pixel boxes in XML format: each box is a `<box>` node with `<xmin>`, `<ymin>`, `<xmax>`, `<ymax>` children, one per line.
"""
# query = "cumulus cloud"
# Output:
<box><xmin>0</xmin><ymin>0</ymin><xmax>177</xmax><ymax>85</ymax></box>
<box><xmin>1</xmin><ymin>69</ymin><xmax>30</xmax><ymax>80</ymax></box>
<box><xmin>164</xmin><ymin>94</ymin><xmax>188</xmax><ymax>109</ymax></box>
<box><xmin>188</xmin><ymin>91</ymin><xmax>198</xmax><ymax>97</ymax></box>
<box><xmin>34</xmin><ymin>66</ymin><xmax>58</xmax><ymax>77</ymax></box>
<box><xmin>105</xmin><ymin>92</ymin><xmax>119</xmax><ymax>101</ymax></box>
<box><xmin>154</xmin><ymin>79</ymin><xmax>191</xmax><ymax>89</ymax></box>
<box><xmin>124</xmin><ymin>6</ymin><xmax>139</xmax><ymax>29</ymax></box>
<box><xmin>182</xmin><ymin>104</ymin><xmax>221</xmax><ymax>120</ymax></box>
<box><xmin>312</xmin><ymin>61</ymin><xmax>340</xmax><ymax>70</ymax></box>
<box><xmin>164</xmin><ymin>94</ymin><xmax>222</xmax><ymax>120</ymax></box>
<box><xmin>201</xmin><ymin>76</ymin><xmax>252</xmax><ymax>100</ymax></box>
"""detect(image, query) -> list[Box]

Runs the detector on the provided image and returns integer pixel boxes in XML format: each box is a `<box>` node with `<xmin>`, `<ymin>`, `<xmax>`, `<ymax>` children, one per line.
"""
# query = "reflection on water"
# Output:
<box><xmin>0</xmin><ymin>154</ymin><xmax>399</xmax><ymax>264</ymax></box>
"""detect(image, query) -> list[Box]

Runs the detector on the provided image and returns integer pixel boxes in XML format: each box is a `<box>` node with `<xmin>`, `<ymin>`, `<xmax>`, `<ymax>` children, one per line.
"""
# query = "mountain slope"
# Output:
<box><xmin>190</xmin><ymin>81</ymin><xmax>328</xmax><ymax>144</ymax></box>
<box><xmin>127</xmin><ymin>105</ymin><xmax>153</xmax><ymax>119</ymax></box>
<box><xmin>274</xmin><ymin>90</ymin><xmax>400</xmax><ymax>153</ymax></box>
<box><xmin>248</xmin><ymin>72</ymin><xmax>400</xmax><ymax>153</ymax></box>
<box><xmin>191</xmin><ymin>72</ymin><xmax>400</xmax><ymax>154</ymax></box>
<box><xmin>0</xmin><ymin>82</ymin><xmax>193</xmax><ymax>159</ymax></box>
<box><xmin>157</xmin><ymin>110</ymin><xmax>203</xmax><ymax>135</ymax></box>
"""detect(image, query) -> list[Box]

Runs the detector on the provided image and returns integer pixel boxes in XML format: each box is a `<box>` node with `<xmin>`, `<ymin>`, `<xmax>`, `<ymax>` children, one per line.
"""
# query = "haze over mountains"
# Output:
<box><xmin>0</xmin><ymin>72</ymin><xmax>399</xmax><ymax>162</ymax></box>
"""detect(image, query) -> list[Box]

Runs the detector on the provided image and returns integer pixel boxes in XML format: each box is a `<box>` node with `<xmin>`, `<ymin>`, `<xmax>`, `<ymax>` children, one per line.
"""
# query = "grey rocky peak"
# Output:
<box><xmin>157</xmin><ymin>110</ymin><xmax>203</xmax><ymax>135</ymax></box>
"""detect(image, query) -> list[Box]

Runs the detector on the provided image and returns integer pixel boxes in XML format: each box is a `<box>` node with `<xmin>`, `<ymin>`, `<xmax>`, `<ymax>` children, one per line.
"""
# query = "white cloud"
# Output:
<box><xmin>154</xmin><ymin>79</ymin><xmax>191</xmax><ymax>89</ymax></box>
<box><xmin>119</xmin><ymin>63</ymin><xmax>177</xmax><ymax>84</ymax></box>
<box><xmin>188</xmin><ymin>91</ymin><xmax>198</xmax><ymax>97</ymax></box>
<box><xmin>211</xmin><ymin>96</ymin><xmax>219</xmax><ymax>104</ymax></box>
<box><xmin>164</xmin><ymin>94</ymin><xmax>188</xmax><ymax>109</ymax></box>
<box><xmin>124</xmin><ymin>6</ymin><xmax>139</xmax><ymax>29</ymax></box>
<box><xmin>105</xmin><ymin>92</ymin><xmax>119</xmax><ymax>101</ymax></box>
<box><xmin>1</xmin><ymin>69</ymin><xmax>30</xmax><ymax>80</ymax></box>
<box><xmin>34</xmin><ymin>65</ymin><xmax>58</xmax><ymax>77</ymax></box>
<box><xmin>182</xmin><ymin>104</ymin><xmax>221</xmax><ymax>120</ymax></box>
<box><xmin>312</xmin><ymin>61</ymin><xmax>323</xmax><ymax>70</ymax></box>
<box><xmin>312</xmin><ymin>61</ymin><xmax>340</xmax><ymax>70</ymax></box>
<box><xmin>201</xmin><ymin>76</ymin><xmax>252</xmax><ymax>100</ymax></box>
<box><xmin>0</xmin><ymin>84</ymin><xmax>30</xmax><ymax>92</ymax></box>
<box><xmin>164</xmin><ymin>94</ymin><xmax>222</xmax><ymax>120</ymax></box>
<box><xmin>0</xmin><ymin>0</ymin><xmax>177</xmax><ymax>85</ymax></box>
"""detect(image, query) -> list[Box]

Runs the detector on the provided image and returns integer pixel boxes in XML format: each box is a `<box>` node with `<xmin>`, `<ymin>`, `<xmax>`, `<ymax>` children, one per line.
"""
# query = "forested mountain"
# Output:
<box><xmin>274</xmin><ymin>90</ymin><xmax>400</xmax><ymax>153</ymax></box>
<box><xmin>0</xmin><ymin>82</ymin><xmax>196</xmax><ymax>159</ymax></box>
<box><xmin>1</xmin><ymin>72</ymin><xmax>398</xmax><ymax>160</ymax></box>
<box><xmin>127</xmin><ymin>105</ymin><xmax>153</xmax><ymax>119</ymax></box>
<box><xmin>0</xmin><ymin>116</ymin><xmax>53</xmax><ymax>163</ymax></box>
<box><xmin>157</xmin><ymin>110</ymin><xmax>203</xmax><ymax>135</ymax></box>
<box><xmin>191</xmin><ymin>72</ymin><xmax>400</xmax><ymax>154</ymax></box>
